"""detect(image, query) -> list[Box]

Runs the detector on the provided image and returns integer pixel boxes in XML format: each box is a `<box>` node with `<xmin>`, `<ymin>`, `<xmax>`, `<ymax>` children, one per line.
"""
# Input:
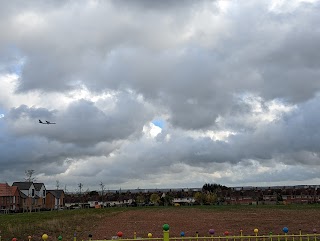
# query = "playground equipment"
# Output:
<box><xmin>3</xmin><ymin>224</ymin><xmax>320</xmax><ymax>241</ymax></box>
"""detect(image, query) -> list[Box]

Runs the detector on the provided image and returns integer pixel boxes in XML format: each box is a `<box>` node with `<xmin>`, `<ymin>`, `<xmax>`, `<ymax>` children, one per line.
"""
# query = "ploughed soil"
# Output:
<box><xmin>90</xmin><ymin>207</ymin><xmax>320</xmax><ymax>239</ymax></box>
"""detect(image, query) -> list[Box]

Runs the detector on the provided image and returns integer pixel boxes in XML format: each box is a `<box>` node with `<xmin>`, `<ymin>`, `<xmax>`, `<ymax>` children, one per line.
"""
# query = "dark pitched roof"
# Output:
<box><xmin>34</xmin><ymin>183</ymin><xmax>45</xmax><ymax>191</ymax></box>
<box><xmin>19</xmin><ymin>191</ymin><xmax>28</xmax><ymax>199</ymax></box>
<box><xmin>47</xmin><ymin>190</ymin><xmax>64</xmax><ymax>198</ymax></box>
<box><xmin>12</xmin><ymin>182</ymin><xmax>33</xmax><ymax>190</ymax></box>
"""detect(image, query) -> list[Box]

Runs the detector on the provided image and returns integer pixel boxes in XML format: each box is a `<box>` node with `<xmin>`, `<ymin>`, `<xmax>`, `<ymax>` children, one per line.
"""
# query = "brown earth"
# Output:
<box><xmin>90</xmin><ymin>207</ymin><xmax>320</xmax><ymax>240</ymax></box>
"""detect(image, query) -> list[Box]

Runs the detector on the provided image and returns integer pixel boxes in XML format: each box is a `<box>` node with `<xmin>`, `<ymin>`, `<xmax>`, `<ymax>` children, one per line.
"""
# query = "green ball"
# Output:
<box><xmin>163</xmin><ymin>224</ymin><xmax>170</xmax><ymax>231</ymax></box>
<box><xmin>58</xmin><ymin>236</ymin><xmax>62</xmax><ymax>241</ymax></box>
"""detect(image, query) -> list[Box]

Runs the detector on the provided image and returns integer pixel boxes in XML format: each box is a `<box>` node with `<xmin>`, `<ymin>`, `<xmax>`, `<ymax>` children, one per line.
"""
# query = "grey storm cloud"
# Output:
<box><xmin>5</xmin><ymin>93</ymin><xmax>153</xmax><ymax>146</ymax></box>
<box><xmin>1</xmin><ymin>0</ymin><xmax>316</xmax><ymax>129</ymax></box>
<box><xmin>98</xmin><ymin>95</ymin><xmax>320</xmax><ymax>182</ymax></box>
<box><xmin>1</xmin><ymin>0</ymin><xmax>320</xmax><ymax>189</ymax></box>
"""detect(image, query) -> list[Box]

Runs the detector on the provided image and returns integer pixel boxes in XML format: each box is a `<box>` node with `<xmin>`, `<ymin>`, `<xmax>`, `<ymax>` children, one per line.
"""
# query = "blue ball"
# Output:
<box><xmin>283</xmin><ymin>227</ymin><xmax>289</xmax><ymax>233</ymax></box>
<box><xmin>180</xmin><ymin>232</ymin><xmax>185</xmax><ymax>237</ymax></box>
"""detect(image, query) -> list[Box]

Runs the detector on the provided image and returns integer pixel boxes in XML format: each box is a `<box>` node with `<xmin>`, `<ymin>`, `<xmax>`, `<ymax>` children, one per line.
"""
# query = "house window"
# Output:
<box><xmin>32</xmin><ymin>189</ymin><xmax>35</xmax><ymax>196</ymax></box>
<box><xmin>43</xmin><ymin>190</ymin><xmax>46</xmax><ymax>196</ymax></box>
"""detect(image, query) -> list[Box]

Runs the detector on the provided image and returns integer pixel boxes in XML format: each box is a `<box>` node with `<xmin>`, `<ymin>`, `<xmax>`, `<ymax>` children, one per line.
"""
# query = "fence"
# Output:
<box><xmin>1</xmin><ymin>225</ymin><xmax>320</xmax><ymax>241</ymax></box>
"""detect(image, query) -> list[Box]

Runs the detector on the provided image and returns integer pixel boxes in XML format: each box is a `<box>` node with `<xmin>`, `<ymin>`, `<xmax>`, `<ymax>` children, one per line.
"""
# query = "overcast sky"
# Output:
<box><xmin>1</xmin><ymin>0</ymin><xmax>320</xmax><ymax>192</ymax></box>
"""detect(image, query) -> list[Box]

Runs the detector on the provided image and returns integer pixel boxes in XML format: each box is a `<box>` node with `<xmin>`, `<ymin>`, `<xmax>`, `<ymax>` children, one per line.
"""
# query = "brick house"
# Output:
<box><xmin>224</xmin><ymin>188</ymin><xmax>261</xmax><ymax>205</ymax></box>
<box><xmin>262</xmin><ymin>187</ymin><xmax>278</xmax><ymax>204</ymax></box>
<box><xmin>0</xmin><ymin>183</ymin><xmax>20</xmax><ymax>212</ymax></box>
<box><xmin>12</xmin><ymin>182</ymin><xmax>37</xmax><ymax>211</ymax></box>
<box><xmin>46</xmin><ymin>190</ymin><xmax>65</xmax><ymax>210</ymax></box>
<box><xmin>283</xmin><ymin>187</ymin><xmax>316</xmax><ymax>204</ymax></box>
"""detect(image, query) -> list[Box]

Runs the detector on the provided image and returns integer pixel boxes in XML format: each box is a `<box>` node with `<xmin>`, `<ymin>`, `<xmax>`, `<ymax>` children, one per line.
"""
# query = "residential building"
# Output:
<box><xmin>34</xmin><ymin>183</ymin><xmax>46</xmax><ymax>209</ymax></box>
<box><xmin>46</xmin><ymin>190</ymin><xmax>65</xmax><ymax>210</ymax></box>
<box><xmin>0</xmin><ymin>183</ymin><xmax>20</xmax><ymax>212</ymax></box>
<box><xmin>12</xmin><ymin>182</ymin><xmax>36</xmax><ymax>211</ymax></box>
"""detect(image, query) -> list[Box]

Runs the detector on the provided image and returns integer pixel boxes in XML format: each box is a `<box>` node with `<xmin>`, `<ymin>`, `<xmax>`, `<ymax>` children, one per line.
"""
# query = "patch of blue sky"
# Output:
<box><xmin>10</xmin><ymin>60</ymin><xmax>24</xmax><ymax>76</ymax></box>
<box><xmin>152</xmin><ymin>119</ymin><xmax>165</xmax><ymax>129</ymax></box>
<box><xmin>0</xmin><ymin>106</ymin><xmax>7</xmax><ymax>117</ymax></box>
<box><xmin>2</xmin><ymin>45</ymin><xmax>25</xmax><ymax>76</ymax></box>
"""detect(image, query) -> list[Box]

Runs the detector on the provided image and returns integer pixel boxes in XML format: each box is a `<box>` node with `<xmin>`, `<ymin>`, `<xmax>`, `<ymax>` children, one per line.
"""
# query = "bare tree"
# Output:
<box><xmin>24</xmin><ymin>170</ymin><xmax>36</xmax><ymax>213</ymax></box>
<box><xmin>25</xmin><ymin>170</ymin><xmax>36</xmax><ymax>182</ymax></box>
<box><xmin>56</xmin><ymin>180</ymin><xmax>60</xmax><ymax>190</ymax></box>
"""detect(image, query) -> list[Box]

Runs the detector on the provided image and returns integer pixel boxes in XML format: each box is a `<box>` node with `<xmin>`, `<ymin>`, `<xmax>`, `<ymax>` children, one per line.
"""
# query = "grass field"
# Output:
<box><xmin>1</xmin><ymin>205</ymin><xmax>320</xmax><ymax>241</ymax></box>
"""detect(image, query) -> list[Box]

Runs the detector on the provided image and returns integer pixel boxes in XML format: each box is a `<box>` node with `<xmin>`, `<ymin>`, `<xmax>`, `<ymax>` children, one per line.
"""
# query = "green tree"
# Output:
<box><xmin>136</xmin><ymin>195</ymin><xmax>145</xmax><ymax>205</ymax></box>
<box><xmin>194</xmin><ymin>192</ymin><xmax>205</xmax><ymax>205</ymax></box>
<box><xmin>205</xmin><ymin>192</ymin><xmax>217</xmax><ymax>205</ymax></box>
<box><xmin>150</xmin><ymin>193</ymin><xmax>160</xmax><ymax>205</ymax></box>
<box><xmin>202</xmin><ymin>183</ymin><xmax>230</xmax><ymax>192</ymax></box>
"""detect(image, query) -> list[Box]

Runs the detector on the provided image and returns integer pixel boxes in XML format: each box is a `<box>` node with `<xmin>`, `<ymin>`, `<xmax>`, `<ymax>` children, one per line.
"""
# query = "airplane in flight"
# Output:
<box><xmin>39</xmin><ymin>120</ymin><xmax>56</xmax><ymax>124</ymax></box>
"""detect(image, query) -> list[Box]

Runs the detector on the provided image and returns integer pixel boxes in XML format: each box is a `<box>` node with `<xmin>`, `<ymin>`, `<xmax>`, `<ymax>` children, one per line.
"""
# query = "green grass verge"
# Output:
<box><xmin>0</xmin><ymin>208</ymin><xmax>125</xmax><ymax>241</ymax></box>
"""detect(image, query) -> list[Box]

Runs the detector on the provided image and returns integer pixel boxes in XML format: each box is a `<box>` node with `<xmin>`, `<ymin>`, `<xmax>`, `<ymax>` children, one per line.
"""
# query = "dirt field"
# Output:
<box><xmin>90</xmin><ymin>207</ymin><xmax>320</xmax><ymax>239</ymax></box>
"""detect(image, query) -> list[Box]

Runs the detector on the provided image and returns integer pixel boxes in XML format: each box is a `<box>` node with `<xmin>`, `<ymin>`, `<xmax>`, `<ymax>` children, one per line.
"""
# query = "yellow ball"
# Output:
<box><xmin>148</xmin><ymin>233</ymin><xmax>152</xmax><ymax>238</ymax></box>
<box><xmin>254</xmin><ymin>229</ymin><xmax>259</xmax><ymax>234</ymax></box>
<box><xmin>42</xmin><ymin>234</ymin><xmax>48</xmax><ymax>241</ymax></box>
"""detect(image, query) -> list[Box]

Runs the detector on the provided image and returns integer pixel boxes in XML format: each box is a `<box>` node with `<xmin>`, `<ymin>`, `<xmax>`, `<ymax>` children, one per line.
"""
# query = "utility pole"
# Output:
<box><xmin>78</xmin><ymin>183</ymin><xmax>83</xmax><ymax>208</ymax></box>
<box><xmin>78</xmin><ymin>183</ymin><xmax>83</xmax><ymax>194</ymax></box>
<box><xmin>100</xmin><ymin>182</ymin><xmax>105</xmax><ymax>208</ymax></box>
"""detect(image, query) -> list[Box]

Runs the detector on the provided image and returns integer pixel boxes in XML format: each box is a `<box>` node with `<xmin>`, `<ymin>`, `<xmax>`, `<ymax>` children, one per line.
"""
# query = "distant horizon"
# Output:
<box><xmin>57</xmin><ymin>184</ymin><xmax>320</xmax><ymax>194</ymax></box>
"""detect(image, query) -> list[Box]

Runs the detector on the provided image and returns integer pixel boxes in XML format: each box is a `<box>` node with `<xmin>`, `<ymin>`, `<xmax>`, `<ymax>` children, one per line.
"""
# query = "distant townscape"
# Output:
<box><xmin>1</xmin><ymin>182</ymin><xmax>320</xmax><ymax>214</ymax></box>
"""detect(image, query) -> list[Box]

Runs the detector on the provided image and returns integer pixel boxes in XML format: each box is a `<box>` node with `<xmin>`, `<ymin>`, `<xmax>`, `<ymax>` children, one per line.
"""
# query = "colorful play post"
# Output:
<box><xmin>239</xmin><ymin>230</ymin><xmax>243</xmax><ymax>241</ymax></box>
<box><xmin>254</xmin><ymin>228</ymin><xmax>259</xmax><ymax>241</ymax></box>
<box><xmin>42</xmin><ymin>234</ymin><xmax>48</xmax><ymax>241</ymax></box>
<box><xmin>163</xmin><ymin>224</ymin><xmax>170</xmax><ymax>241</ymax></box>
<box><xmin>283</xmin><ymin>227</ymin><xmax>289</xmax><ymax>241</ymax></box>
<box><xmin>299</xmin><ymin>229</ymin><xmax>303</xmax><ymax>241</ymax></box>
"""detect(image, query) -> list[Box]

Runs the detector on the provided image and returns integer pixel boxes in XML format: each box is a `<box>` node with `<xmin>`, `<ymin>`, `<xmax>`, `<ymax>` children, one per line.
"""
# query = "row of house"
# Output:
<box><xmin>64</xmin><ymin>186</ymin><xmax>320</xmax><ymax>207</ymax></box>
<box><xmin>0</xmin><ymin>182</ymin><xmax>65</xmax><ymax>213</ymax></box>
<box><xmin>2</xmin><ymin>183</ymin><xmax>319</xmax><ymax>212</ymax></box>
<box><xmin>221</xmin><ymin>186</ymin><xmax>320</xmax><ymax>205</ymax></box>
